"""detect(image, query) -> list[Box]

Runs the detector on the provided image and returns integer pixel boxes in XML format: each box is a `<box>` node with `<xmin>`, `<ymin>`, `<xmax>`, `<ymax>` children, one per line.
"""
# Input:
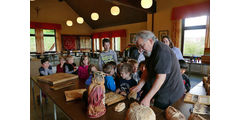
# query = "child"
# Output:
<box><xmin>138</xmin><ymin>61</ymin><xmax>146</xmax><ymax>78</ymax></box>
<box><xmin>116</xmin><ymin>62</ymin><xmax>137</xmax><ymax>96</ymax></box>
<box><xmin>179</xmin><ymin>60</ymin><xmax>191</xmax><ymax>92</ymax></box>
<box><xmin>107</xmin><ymin>61</ymin><xmax>117</xmax><ymax>78</ymax></box>
<box><xmin>38</xmin><ymin>57</ymin><xmax>52</xmax><ymax>104</ymax></box>
<box><xmin>78</xmin><ymin>55</ymin><xmax>90</xmax><ymax>82</ymax></box>
<box><xmin>39</xmin><ymin>57</ymin><xmax>53</xmax><ymax>76</ymax></box>
<box><xmin>56</xmin><ymin>56</ymin><xmax>65</xmax><ymax>73</ymax></box>
<box><xmin>103</xmin><ymin>63</ymin><xmax>116</xmax><ymax>92</ymax></box>
<box><xmin>63</xmin><ymin>55</ymin><xmax>77</xmax><ymax>74</ymax></box>
<box><xmin>85</xmin><ymin>64</ymin><xmax>98</xmax><ymax>88</ymax></box>
<box><xmin>127</xmin><ymin>59</ymin><xmax>140</xmax><ymax>83</ymax></box>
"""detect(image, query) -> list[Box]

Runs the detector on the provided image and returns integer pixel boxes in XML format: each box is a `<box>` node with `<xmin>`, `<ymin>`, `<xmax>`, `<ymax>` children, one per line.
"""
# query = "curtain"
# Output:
<box><xmin>171</xmin><ymin>1</ymin><xmax>210</xmax><ymax>20</ymax></box>
<box><xmin>55</xmin><ymin>29</ymin><xmax>62</xmax><ymax>53</ymax></box>
<box><xmin>62</xmin><ymin>36</ymin><xmax>76</xmax><ymax>50</ymax></box>
<box><xmin>205</xmin><ymin>16</ymin><xmax>210</xmax><ymax>48</ymax></box>
<box><xmin>92</xmin><ymin>29</ymin><xmax>126</xmax><ymax>38</ymax></box>
<box><xmin>171</xmin><ymin>20</ymin><xmax>181</xmax><ymax>48</ymax></box>
<box><xmin>35</xmin><ymin>29</ymin><xmax>44</xmax><ymax>54</ymax></box>
<box><xmin>30</xmin><ymin>22</ymin><xmax>61</xmax><ymax>29</ymax></box>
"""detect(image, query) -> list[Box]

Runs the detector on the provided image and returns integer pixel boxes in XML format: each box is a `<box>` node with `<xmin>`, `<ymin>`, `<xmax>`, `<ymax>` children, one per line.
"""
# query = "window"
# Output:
<box><xmin>94</xmin><ymin>38</ymin><xmax>100</xmax><ymax>51</ymax></box>
<box><xmin>182</xmin><ymin>15</ymin><xmax>207</xmax><ymax>57</ymax></box>
<box><xmin>80</xmin><ymin>37</ymin><xmax>92</xmax><ymax>49</ymax></box>
<box><xmin>30</xmin><ymin>29</ymin><xmax>37</xmax><ymax>52</ymax></box>
<box><xmin>43</xmin><ymin>29</ymin><xmax>56</xmax><ymax>52</ymax></box>
<box><xmin>94</xmin><ymin>37</ymin><xmax>121</xmax><ymax>51</ymax></box>
<box><xmin>113</xmin><ymin>37</ymin><xmax>121</xmax><ymax>51</ymax></box>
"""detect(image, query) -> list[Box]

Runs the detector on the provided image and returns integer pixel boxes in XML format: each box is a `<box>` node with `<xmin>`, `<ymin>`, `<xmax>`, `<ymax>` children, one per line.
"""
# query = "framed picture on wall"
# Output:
<box><xmin>158</xmin><ymin>30</ymin><xmax>169</xmax><ymax>41</ymax></box>
<box><xmin>130</xmin><ymin>33</ymin><xmax>137</xmax><ymax>44</ymax></box>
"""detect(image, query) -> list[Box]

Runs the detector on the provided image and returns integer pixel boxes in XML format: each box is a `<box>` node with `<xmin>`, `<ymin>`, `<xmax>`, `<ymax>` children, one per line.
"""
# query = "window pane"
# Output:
<box><xmin>30</xmin><ymin>36</ymin><xmax>36</xmax><ymax>52</ymax></box>
<box><xmin>94</xmin><ymin>39</ymin><xmax>96</xmax><ymax>51</ymax></box>
<box><xmin>115</xmin><ymin>37</ymin><xmax>121</xmax><ymax>51</ymax></box>
<box><xmin>43</xmin><ymin>29</ymin><xmax>55</xmax><ymax>35</ymax></box>
<box><xmin>30</xmin><ymin>29</ymin><xmax>35</xmax><ymax>34</ymax></box>
<box><xmin>44</xmin><ymin>36</ymin><xmax>56</xmax><ymax>51</ymax></box>
<box><xmin>80</xmin><ymin>38</ymin><xmax>85</xmax><ymax>49</ymax></box>
<box><xmin>112</xmin><ymin>38</ymin><xmax>115</xmax><ymax>50</ymax></box>
<box><xmin>185</xmin><ymin>15</ymin><xmax>207</xmax><ymax>27</ymax></box>
<box><xmin>183</xmin><ymin>29</ymin><xmax>206</xmax><ymax>57</ymax></box>
<box><xmin>86</xmin><ymin>38</ymin><xmax>91</xmax><ymax>48</ymax></box>
<box><xmin>96</xmin><ymin>38</ymin><xmax>99</xmax><ymax>50</ymax></box>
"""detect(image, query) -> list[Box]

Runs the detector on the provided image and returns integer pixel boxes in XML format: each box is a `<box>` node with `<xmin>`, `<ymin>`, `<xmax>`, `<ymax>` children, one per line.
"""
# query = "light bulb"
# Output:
<box><xmin>66</xmin><ymin>20</ymin><xmax>73</xmax><ymax>26</ymax></box>
<box><xmin>91</xmin><ymin>12</ymin><xmax>99</xmax><ymax>21</ymax></box>
<box><xmin>141</xmin><ymin>0</ymin><xmax>153</xmax><ymax>9</ymax></box>
<box><xmin>111</xmin><ymin>6</ymin><xmax>120</xmax><ymax>16</ymax></box>
<box><xmin>77</xmin><ymin>17</ymin><xmax>84</xmax><ymax>24</ymax></box>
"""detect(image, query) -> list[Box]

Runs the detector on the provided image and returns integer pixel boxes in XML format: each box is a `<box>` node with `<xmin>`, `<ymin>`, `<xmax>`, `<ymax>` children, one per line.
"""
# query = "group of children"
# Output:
<box><xmin>39</xmin><ymin>55</ymin><xmax>191</xmax><ymax>99</ymax></box>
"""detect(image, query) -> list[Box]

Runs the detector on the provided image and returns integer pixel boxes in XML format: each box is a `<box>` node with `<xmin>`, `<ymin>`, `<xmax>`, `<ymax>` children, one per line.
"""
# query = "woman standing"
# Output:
<box><xmin>161</xmin><ymin>36</ymin><xmax>184</xmax><ymax>60</ymax></box>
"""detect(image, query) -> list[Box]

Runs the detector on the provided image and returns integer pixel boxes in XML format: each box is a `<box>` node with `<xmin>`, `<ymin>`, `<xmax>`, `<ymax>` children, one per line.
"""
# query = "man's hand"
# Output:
<box><xmin>140</xmin><ymin>97</ymin><xmax>151</xmax><ymax>107</ymax></box>
<box><xmin>130</xmin><ymin>70</ymin><xmax>148</xmax><ymax>93</ymax></box>
<box><xmin>130</xmin><ymin>85</ymin><xmax>142</xmax><ymax>93</ymax></box>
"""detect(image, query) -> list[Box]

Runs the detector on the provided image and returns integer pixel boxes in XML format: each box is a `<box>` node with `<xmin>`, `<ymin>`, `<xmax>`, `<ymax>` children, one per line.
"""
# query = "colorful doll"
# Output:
<box><xmin>87</xmin><ymin>71</ymin><xmax>106</xmax><ymax>118</ymax></box>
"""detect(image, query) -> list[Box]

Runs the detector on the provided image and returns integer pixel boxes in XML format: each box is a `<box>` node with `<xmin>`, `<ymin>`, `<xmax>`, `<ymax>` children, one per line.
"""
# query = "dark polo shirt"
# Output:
<box><xmin>142</xmin><ymin>41</ymin><xmax>184</xmax><ymax>109</ymax></box>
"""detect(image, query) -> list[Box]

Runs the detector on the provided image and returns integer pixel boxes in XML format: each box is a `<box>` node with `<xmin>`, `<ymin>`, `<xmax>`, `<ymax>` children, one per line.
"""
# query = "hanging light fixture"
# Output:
<box><xmin>141</xmin><ymin>0</ymin><xmax>153</xmax><ymax>9</ymax></box>
<box><xmin>66</xmin><ymin>20</ymin><xmax>73</xmax><ymax>26</ymax></box>
<box><xmin>111</xmin><ymin>6</ymin><xmax>120</xmax><ymax>16</ymax></box>
<box><xmin>91</xmin><ymin>12</ymin><xmax>99</xmax><ymax>21</ymax></box>
<box><xmin>77</xmin><ymin>17</ymin><xmax>84</xmax><ymax>24</ymax></box>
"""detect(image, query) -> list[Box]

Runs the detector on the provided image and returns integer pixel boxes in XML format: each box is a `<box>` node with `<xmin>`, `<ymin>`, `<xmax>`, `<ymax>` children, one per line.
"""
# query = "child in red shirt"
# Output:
<box><xmin>56</xmin><ymin>56</ymin><xmax>66</xmax><ymax>73</ymax></box>
<box><xmin>78</xmin><ymin>55</ymin><xmax>90</xmax><ymax>83</ymax></box>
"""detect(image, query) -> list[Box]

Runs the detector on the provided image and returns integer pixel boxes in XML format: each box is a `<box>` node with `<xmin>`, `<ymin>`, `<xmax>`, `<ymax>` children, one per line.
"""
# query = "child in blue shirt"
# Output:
<box><xmin>103</xmin><ymin>63</ymin><xmax>116</xmax><ymax>92</ymax></box>
<box><xmin>116</xmin><ymin>62</ymin><xmax>137</xmax><ymax>96</ymax></box>
<box><xmin>85</xmin><ymin>64</ymin><xmax>98</xmax><ymax>88</ymax></box>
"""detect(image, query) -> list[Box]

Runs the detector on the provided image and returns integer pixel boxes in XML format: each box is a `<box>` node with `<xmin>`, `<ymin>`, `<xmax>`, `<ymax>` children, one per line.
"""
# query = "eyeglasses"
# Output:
<box><xmin>137</xmin><ymin>41</ymin><xmax>146</xmax><ymax>51</ymax></box>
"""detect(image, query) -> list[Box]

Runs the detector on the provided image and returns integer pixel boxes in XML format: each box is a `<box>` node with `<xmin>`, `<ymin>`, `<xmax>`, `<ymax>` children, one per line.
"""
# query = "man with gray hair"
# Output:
<box><xmin>130</xmin><ymin>30</ymin><xmax>184</xmax><ymax>109</ymax></box>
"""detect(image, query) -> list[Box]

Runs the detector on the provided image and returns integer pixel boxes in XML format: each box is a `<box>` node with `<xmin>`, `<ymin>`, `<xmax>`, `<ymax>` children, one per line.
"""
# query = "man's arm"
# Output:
<box><xmin>130</xmin><ymin>69</ymin><xmax>147</xmax><ymax>93</ymax></box>
<box><xmin>141</xmin><ymin>74</ymin><xmax>166</xmax><ymax>106</ymax></box>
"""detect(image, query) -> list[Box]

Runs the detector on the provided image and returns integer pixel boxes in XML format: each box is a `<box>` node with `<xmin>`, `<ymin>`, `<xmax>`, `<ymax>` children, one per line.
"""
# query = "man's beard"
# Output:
<box><xmin>143</xmin><ymin>51</ymin><xmax>151</xmax><ymax>57</ymax></box>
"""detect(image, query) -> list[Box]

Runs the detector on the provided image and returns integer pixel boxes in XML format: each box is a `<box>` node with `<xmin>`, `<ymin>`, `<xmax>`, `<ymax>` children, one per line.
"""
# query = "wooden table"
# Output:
<box><xmin>172</xmin><ymin>82</ymin><xmax>210</xmax><ymax>120</ymax></box>
<box><xmin>31</xmin><ymin>76</ymin><xmax>209</xmax><ymax>120</ymax></box>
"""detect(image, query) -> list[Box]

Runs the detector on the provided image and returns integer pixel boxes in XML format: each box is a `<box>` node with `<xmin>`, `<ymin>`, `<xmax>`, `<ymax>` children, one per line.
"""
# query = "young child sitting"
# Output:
<box><xmin>103</xmin><ymin>63</ymin><xmax>116</xmax><ymax>92</ymax></box>
<box><xmin>39</xmin><ymin>57</ymin><xmax>53</xmax><ymax>76</ymax></box>
<box><xmin>85</xmin><ymin>64</ymin><xmax>98</xmax><ymax>88</ymax></box>
<box><xmin>116</xmin><ymin>62</ymin><xmax>137</xmax><ymax>96</ymax></box>
<box><xmin>56</xmin><ymin>56</ymin><xmax>66</xmax><ymax>73</ymax></box>
<box><xmin>78</xmin><ymin>55</ymin><xmax>90</xmax><ymax>83</ymax></box>
<box><xmin>127</xmin><ymin>59</ymin><xmax>140</xmax><ymax>83</ymax></box>
<box><xmin>179</xmin><ymin>60</ymin><xmax>191</xmax><ymax>92</ymax></box>
<box><xmin>38</xmin><ymin>57</ymin><xmax>52</xmax><ymax>104</ymax></box>
<box><xmin>63</xmin><ymin>55</ymin><xmax>78</xmax><ymax>74</ymax></box>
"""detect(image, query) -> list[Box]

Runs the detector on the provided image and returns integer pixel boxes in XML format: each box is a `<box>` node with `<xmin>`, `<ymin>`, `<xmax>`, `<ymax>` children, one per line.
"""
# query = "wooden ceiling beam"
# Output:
<box><xmin>105</xmin><ymin>0</ymin><xmax>156</xmax><ymax>13</ymax></box>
